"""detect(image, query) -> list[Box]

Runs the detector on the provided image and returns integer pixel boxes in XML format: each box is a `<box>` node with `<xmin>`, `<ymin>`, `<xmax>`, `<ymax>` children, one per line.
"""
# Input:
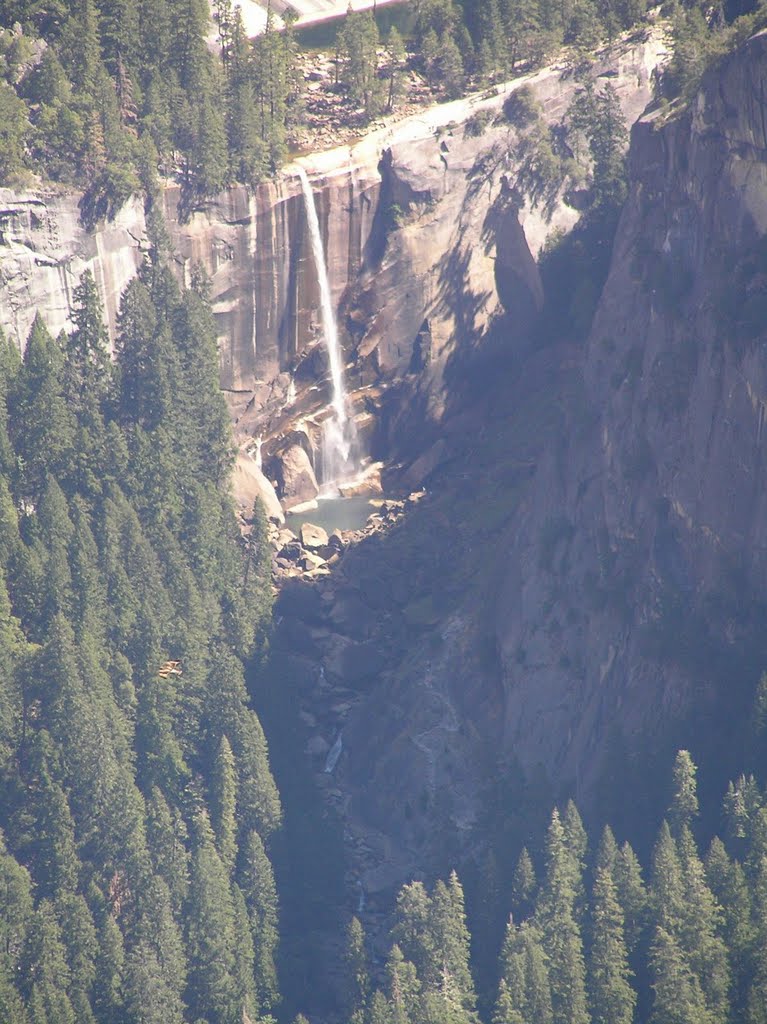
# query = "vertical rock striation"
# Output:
<box><xmin>0</xmin><ymin>29</ymin><xmax>662</xmax><ymax>447</ymax></box>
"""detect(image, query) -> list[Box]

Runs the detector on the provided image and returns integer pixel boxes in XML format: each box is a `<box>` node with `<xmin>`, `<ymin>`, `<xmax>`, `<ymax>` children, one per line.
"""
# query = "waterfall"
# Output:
<box><xmin>296</xmin><ymin>165</ymin><xmax>356</xmax><ymax>491</ymax></box>
<box><xmin>324</xmin><ymin>732</ymin><xmax>343</xmax><ymax>774</ymax></box>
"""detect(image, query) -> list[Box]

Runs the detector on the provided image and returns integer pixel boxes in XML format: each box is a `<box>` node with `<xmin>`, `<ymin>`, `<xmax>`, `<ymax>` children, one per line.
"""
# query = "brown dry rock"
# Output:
<box><xmin>300</xmin><ymin>522</ymin><xmax>330</xmax><ymax>549</ymax></box>
<box><xmin>232</xmin><ymin>450</ymin><xmax>285</xmax><ymax>523</ymax></box>
<box><xmin>287</xmin><ymin>498</ymin><xmax>320</xmax><ymax>516</ymax></box>
<box><xmin>301</xmin><ymin>551</ymin><xmax>327</xmax><ymax>571</ymax></box>
<box><xmin>272</xmin><ymin>445</ymin><xmax>320</xmax><ymax>511</ymax></box>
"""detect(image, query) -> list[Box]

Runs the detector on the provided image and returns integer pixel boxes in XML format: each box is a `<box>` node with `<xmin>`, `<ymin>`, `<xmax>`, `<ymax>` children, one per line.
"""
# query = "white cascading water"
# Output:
<box><xmin>296</xmin><ymin>165</ymin><xmax>356</xmax><ymax>492</ymax></box>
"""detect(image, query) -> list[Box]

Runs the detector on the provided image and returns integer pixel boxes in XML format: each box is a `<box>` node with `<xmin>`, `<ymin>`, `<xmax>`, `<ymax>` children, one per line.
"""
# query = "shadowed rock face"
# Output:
<box><xmin>267</xmin><ymin>31</ymin><xmax>767</xmax><ymax>902</ymax></box>
<box><xmin>493</xmin><ymin>30</ymin><xmax>767</xmax><ymax>798</ymax></box>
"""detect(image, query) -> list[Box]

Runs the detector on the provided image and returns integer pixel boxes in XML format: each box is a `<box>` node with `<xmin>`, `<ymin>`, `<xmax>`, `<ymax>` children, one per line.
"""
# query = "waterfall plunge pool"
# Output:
<box><xmin>286</xmin><ymin>495</ymin><xmax>385</xmax><ymax>536</ymax></box>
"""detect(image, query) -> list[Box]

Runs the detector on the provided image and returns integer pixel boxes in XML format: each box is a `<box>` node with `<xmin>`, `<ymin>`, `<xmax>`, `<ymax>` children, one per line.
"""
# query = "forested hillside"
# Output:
<box><xmin>3</xmin><ymin>0</ymin><xmax>767</xmax><ymax>1020</ymax></box>
<box><xmin>1</xmin><ymin>0</ymin><xmax>761</xmax><ymax>211</ymax></box>
<box><xmin>338</xmin><ymin>753</ymin><xmax>767</xmax><ymax>1024</ymax></box>
<box><xmin>0</xmin><ymin>258</ymin><xmax>281</xmax><ymax>1024</ymax></box>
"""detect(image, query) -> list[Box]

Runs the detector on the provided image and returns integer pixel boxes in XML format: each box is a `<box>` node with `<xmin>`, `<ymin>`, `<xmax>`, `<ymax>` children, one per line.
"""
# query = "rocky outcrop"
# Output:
<box><xmin>232</xmin><ymin>449</ymin><xmax>284</xmax><ymax>523</ymax></box>
<box><xmin>494</xmin><ymin>188</ymin><xmax>544</xmax><ymax>340</ymax></box>
<box><xmin>0</xmin><ymin>29</ymin><xmax>663</xmax><ymax>463</ymax></box>
<box><xmin>268</xmin><ymin>443</ymin><xmax>320</xmax><ymax>510</ymax></box>
<box><xmin>483</xmin><ymin>30</ymin><xmax>767</xmax><ymax>797</ymax></box>
<box><xmin>262</xmin><ymin>30</ymin><xmax>767</xmax><ymax>911</ymax></box>
<box><xmin>0</xmin><ymin>190</ymin><xmax>146</xmax><ymax>348</ymax></box>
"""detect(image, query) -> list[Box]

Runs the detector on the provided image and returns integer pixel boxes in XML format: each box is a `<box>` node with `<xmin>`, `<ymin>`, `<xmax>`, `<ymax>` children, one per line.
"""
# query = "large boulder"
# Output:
<box><xmin>300</xmin><ymin>522</ymin><xmax>329</xmax><ymax>549</ymax></box>
<box><xmin>232</xmin><ymin>450</ymin><xmax>285</xmax><ymax>523</ymax></box>
<box><xmin>269</xmin><ymin>444</ymin><xmax>320</xmax><ymax>511</ymax></box>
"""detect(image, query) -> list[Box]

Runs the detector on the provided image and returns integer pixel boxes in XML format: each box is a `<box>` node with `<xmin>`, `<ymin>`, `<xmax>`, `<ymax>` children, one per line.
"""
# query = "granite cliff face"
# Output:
<box><xmin>6</xmin><ymin>22</ymin><xmax>731</xmax><ymax>891</ymax></box>
<box><xmin>265</xmin><ymin>29</ymin><xmax>767</xmax><ymax>906</ymax></box>
<box><xmin>0</xmin><ymin>30</ymin><xmax>662</xmax><ymax>460</ymax></box>
<box><xmin>497</xmin><ymin>28</ymin><xmax>767</xmax><ymax>793</ymax></box>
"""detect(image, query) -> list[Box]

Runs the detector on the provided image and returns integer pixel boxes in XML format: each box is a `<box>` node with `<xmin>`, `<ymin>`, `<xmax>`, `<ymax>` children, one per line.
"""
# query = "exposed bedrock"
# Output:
<box><xmin>494</xmin><ymin>28</ymin><xmax>767</xmax><ymax>799</ymax></box>
<box><xmin>267</xmin><ymin>30</ymin><xmax>767</xmax><ymax>902</ymax></box>
<box><xmin>0</xmin><ymin>28</ymin><xmax>663</xmax><ymax>466</ymax></box>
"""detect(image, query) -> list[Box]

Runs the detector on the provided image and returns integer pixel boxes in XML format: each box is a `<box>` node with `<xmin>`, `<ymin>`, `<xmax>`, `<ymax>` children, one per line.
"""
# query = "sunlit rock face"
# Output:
<box><xmin>0</xmin><ymin>190</ymin><xmax>146</xmax><ymax>349</ymax></box>
<box><xmin>160</xmin><ymin>167</ymin><xmax>380</xmax><ymax>403</ymax></box>
<box><xmin>0</xmin><ymin>27</ymin><xmax>661</xmax><ymax>450</ymax></box>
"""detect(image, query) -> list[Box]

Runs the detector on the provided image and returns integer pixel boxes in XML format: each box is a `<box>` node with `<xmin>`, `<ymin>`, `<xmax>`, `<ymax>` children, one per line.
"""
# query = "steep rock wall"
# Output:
<box><xmin>0</xmin><ymin>29</ymin><xmax>662</xmax><ymax>445</ymax></box>
<box><xmin>493</xmin><ymin>28</ymin><xmax>767</xmax><ymax>797</ymax></box>
<box><xmin>0</xmin><ymin>190</ymin><xmax>146</xmax><ymax>347</ymax></box>
<box><xmin>278</xmin><ymin>31</ymin><xmax>767</xmax><ymax>897</ymax></box>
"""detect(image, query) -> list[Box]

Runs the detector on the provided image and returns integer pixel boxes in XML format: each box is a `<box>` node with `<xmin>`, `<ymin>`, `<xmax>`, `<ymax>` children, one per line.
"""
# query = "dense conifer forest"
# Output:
<box><xmin>0</xmin><ymin>256</ymin><xmax>281</xmax><ymax>1024</ymax></box>
<box><xmin>0</xmin><ymin>0</ymin><xmax>763</xmax><ymax>209</ymax></box>
<box><xmin>3</xmin><ymin>0</ymin><xmax>767</xmax><ymax>1022</ymax></box>
<box><xmin>340</xmin><ymin>752</ymin><xmax>767</xmax><ymax>1024</ymax></box>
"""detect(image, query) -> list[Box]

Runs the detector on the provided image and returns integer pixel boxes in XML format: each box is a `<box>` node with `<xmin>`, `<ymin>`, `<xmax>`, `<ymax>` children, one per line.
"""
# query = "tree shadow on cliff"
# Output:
<box><xmin>432</xmin><ymin>227</ymin><xmax>494</xmax><ymax>355</ymax></box>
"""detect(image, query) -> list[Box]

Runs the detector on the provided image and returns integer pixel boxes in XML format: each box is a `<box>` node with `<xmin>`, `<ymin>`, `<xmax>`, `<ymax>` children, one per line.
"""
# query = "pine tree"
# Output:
<box><xmin>477</xmin><ymin>0</ymin><xmax>507</xmax><ymax>80</ymax></box>
<box><xmin>185</xmin><ymin>817</ymin><xmax>240</xmax><ymax>1024</ymax></box>
<box><xmin>230</xmin><ymin>881</ymin><xmax>258</xmax><ymax>1021</ymax></box>
<box><xmin>394</xmin><ymin>880</ymin><xmax>434</xmax><ymax>982</ymax></box>
<box><xmin>0</xmin><ymin>568</ymin><xmax>27</xmax><ymax>762</ymax></box>
<box><xmin>24</xmin><ymin>731</ymin><xmax>79</xmax><ymax>898</ymax></box>
<box><xmin>747</xmin><ymin>857</ymin><xmax>767</xmax><ymax>1024</ymax></box>
<box><xmin>651</xmin><ymin>822</ymin><xmax>685</xmax><ymax>934</ymax></box>
<box><xmin>386</xmin><ymin>27</ymin><xmax>407</xmax><ymax>112</ymax></box>
<box><xmin>203</xmin><ymin>648</ymin><xmax>281</xmax><ymax>838</ymax></box>
<box><xmin>20</xmin><ymin>900</ymin><xmax>76</xmax><ymax>1024</ymax></box>
<box><xmin>563</xmin><ymin>800</ymin><xmax>588</xmax><ymax>919</ymax></box>
<box><xmin>370</xmin><ymin>988</ymin><xmax>393</xmax><ymax>1024</ymax></box>
<box><xmin>676</xmin><ymin>826</ymin><xmax>730</xmax><ymax>1024</ymax></box>
<box><xmin>614</xmin><ymin>841</ymin><xmax>647</xmax><ymax>954</ymax></box>
<box><xmin>650</xmin><ymin>926</ymin><xmax>709</xmax><ymax>1024</ymax></box>
<box><xmin>132</xmin><ymin>876</ymin><xmax>187</xmax><ymax>1022</ymax></box>
<box><xmin>0</xmin><ymin>961</ymin><xmax>27</xmax><ymax>1024</ymax></box>
<box><xmin>536</xmin><ymin>809</ymin><xmax>589</xmax><ymax>1024</ymax></box>
<box><xmin>225</xmin><ymin>7</ymin><xmax>266</xmax><ymax>184</ymax></box>
<box><xmin>91</xmin><ymin>914</ymin><xmax>126</xmax><ymax>1024</ymax></box>
<box><xmin>146</xmin><ymin>786</ymin><xmax>190</xmax><ymax>913</ymax></box>
<box><xmin>65</xmin><ymin>270</ymin><xmax>111</xmax><ymax>413</ymax></box>
<box><xmin>387</xmin><ymin>943</ymin><xmax>421</xmax><ymax>1024</ymax></box>
<box><xmin>512</xmin><ymin>848</ymin><xmax>537</xmax><ymax>919</ymax></box>
<box><xmin>12</xmin><ymin>315</ymin><xmax>76</xmax><ymax>494</ymax></box>
<box><xmin>346</xmin><ymin>916</ymin><xmax>370</xmax><ymax>1019</ymax></box>
<box><xmin>339</xmin><ymin>7</ymin><xmax>382</xmax><ymax>119</ymax></box>
<box><xmin>124</xmin><ymin>932</ymin><xmax>185</xmax><ymax>1024</ymax></box>
<box><xmin>706</xmin><ymin>838</ymin><xmax>753</xmax><ymax>1019</ymax></box>
<box><xmin>496</xmin><ymin>918</ymin><xmax>552</xmax><ymax>1024</ymax></box>
<box><xmin>589</xmin><ymin>85</ymin><xmax>627</xmax><ymax>210</ymax></box>
<box><xmin>211</xmin><ymin>735</ymin><xmax>237</xmax><ymax>876</ymax></box>
<box><xmin>596</xmin><ymin>827</ymin><xmax>619</xmax><ymax>876</ymax></box>
<box><xmin>239</xmin><ymin>829</ymin><xmax>279</xmax><ymax>1011</ymax></box>
<box><xmin>670</xmin><ymin>751</ymin><xmax>700</xmax><ymax>837</ymax></box>
<box><xmin>589</xmin><ymin>865</ymin><xmax>635</xmax><ymax>1024</ymax></box>
<box><xmin>436</xmin><ymin>34</ymin><xmax>465</xmax><ymax>98</ymax></box>
<box><xmin>55</xmin><ymin>892</ymin><xmax>97</xmax><ymax>1016</ymax></box>
<box><xmin>0</xmin><ymin>832</ymin><xmax>33</xmax><ymax>974</ymax></box>
<box><xmin>441</xmin><ymin>871</ymin><xmax>478</xmax><ymax>1015</ymax></box>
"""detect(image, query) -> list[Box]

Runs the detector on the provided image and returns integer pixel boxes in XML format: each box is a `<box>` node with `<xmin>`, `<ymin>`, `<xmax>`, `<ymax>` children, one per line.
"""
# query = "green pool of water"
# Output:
<box><xmin>286</xmin><ymin>495</ymin><xmax>384</xmax><ymax>536</ymax></box>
